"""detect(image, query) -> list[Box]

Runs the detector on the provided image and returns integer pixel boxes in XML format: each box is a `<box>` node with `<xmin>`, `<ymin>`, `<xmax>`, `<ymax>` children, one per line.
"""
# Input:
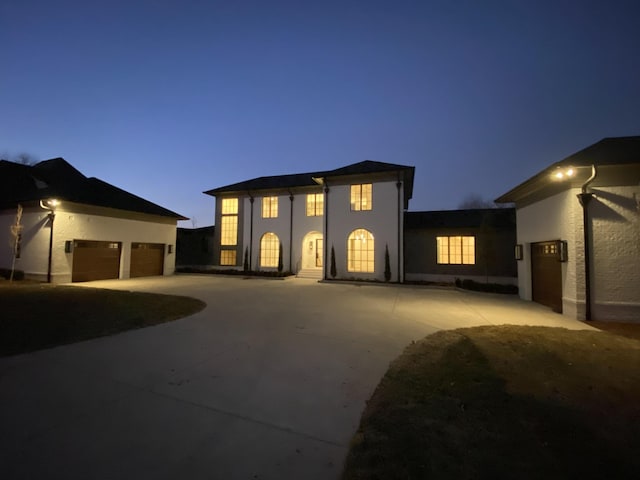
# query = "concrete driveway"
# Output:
<box><xmin>0</xmin><ymin>275</ymin><xmax>594</xmax><ymax>479</ymax></box>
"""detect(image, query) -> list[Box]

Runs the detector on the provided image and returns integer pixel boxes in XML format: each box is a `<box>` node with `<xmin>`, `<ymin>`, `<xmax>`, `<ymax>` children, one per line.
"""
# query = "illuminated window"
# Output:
<box><xmin>221</xmin><ymin>198</ymin><xmax>238</xmax><ymax>214</ymax></box>
<box><xmin>260</xmin><ymin>232</ymin><xmax>280</xmax><ymax>267</ymax></box>
<box><xmin>350</xmin><ymin>184</ymin><xmax>372</xmax><ymax>211</ymax></box>
<box><xmin>220</xmin><ymin>198</ymin><xmax>238</xmax><ymax>246</ymax></box>
<box><xmin>347</xmin><ymin>229</ymin><xmax>374</xmax><ymax>272</ymax></box>
<box><xmin>437</xmin><ymin>236</ymin><xmax>475</xmax><ymax>264</ymax></box>
<box><xmin>306</xmin><ymin>193</ymin><xmax>324</xmax><ymax>216</ymax></box>
<box><xmin>262</xmin><ymin>196</ymin><xmax>278</xmax><ymax>218</ymax></box>
<box><xmin>220</xmin><ymin>250</ymin><xmax>236</xmax><ymax>266</ymax></box>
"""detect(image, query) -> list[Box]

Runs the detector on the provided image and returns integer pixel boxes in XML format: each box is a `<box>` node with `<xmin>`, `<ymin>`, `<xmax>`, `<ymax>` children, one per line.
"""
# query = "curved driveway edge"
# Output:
<box><xmin>0</xmin><ymin>275</ymin><xmax>594</xmax><ymax>479</ymax></box>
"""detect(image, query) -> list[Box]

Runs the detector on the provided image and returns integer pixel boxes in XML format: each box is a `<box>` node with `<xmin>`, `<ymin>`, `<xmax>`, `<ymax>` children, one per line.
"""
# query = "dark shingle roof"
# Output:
<box><xmin>0</xmin><ymin>158</ymin><xmax>186</xmax><ymax>219</ymax></box>
<box><xmin>405</xmin><ymin>208</ymin><xmax>516</xmax><ymax>229</ymax></box>
<box><xmin>496</xmin><ymin>136</ymin><xmax>640</xmax><ymax>203</ymax></box>
<box><xmin>204</xmin><ymin>160</ymin><xmax>415</xmax><ymax>206</ymax></box>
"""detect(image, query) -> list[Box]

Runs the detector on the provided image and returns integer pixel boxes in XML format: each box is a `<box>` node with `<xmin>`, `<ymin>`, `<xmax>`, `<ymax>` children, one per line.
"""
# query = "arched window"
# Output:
<box><xmin>347</xmin><ymin>229</ymin><xmax>374</xmax><ymax>273</ymax></box>
<box><xmin>260</xmin><ymin>232</ymin><xmax>280</xmax><ymax>268</ymax></box>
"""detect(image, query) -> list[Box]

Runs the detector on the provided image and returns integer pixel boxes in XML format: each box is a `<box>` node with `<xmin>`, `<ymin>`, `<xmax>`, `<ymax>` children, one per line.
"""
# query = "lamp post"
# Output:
<box><xmin>39</xmin><ymin>199</ymin><xmax>60</xmax><ymax>283</ymax></box>
<box><xmin>553</xmin><ymin>165</ymin><xmax>597</xmax><ymax>321</ymax></box>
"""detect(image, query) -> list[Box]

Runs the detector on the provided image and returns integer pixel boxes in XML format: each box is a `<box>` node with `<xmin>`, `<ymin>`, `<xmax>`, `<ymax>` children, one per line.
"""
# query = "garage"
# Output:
<box><xmin>72</xmin><ymin>240</ymin><xmax>122</xmax><ymax>282</ymax></box>
<box><xmin>531</xmin><ymin>241</ymin><xmax>562</xmax><ymax>313</ymax></box>
<box><xmin>130</xmin><ymin>242</ymin><xmax>165</xmax><ymax>278</ymax></box>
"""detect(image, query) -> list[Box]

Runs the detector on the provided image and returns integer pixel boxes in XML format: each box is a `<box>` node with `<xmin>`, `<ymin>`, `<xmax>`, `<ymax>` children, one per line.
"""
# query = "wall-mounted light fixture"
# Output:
<box><xmin>167</xmin><ymin>244</ymin><xmax>173</xmax><ymax>254</ymax></box>
<box><xmin>559</xmin><ymin>240</ymin><xmax>568</xmax><ymax>262</ymax></box>
<box><xmin>65</xmin><ymin>240</ymin><xmax>73</xmax><ymax>253</ymax></box>
<box><xmin>514</xmin><ymin>244</ymin><xmax>523</xmax><ymax>261</ymax></box>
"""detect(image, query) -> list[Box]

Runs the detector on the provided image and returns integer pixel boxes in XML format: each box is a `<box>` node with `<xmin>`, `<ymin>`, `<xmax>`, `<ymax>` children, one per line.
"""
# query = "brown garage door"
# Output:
<box><xmin>72</xmin><ymin>241</ymin><xmax>121</xmax><ymax>282</ymax></box>
<box><xmin>130</xmin><ymin>243</ymin><xmax>164</xmax><ymax>278</ymax></box>
<box><xmin>531</xmin><ymin>241</ymin><xmax>562</xmax><ymax>313</ymax></box>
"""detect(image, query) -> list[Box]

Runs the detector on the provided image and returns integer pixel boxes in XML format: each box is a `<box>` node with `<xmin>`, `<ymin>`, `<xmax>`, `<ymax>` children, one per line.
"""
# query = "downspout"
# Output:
<box><xmin>289</xmin><ymin>191</ymin><xmax>294</xmax><ymax>273</ymax></box>
<box><xmin>324</xmin><ymin>183</ymin><xmax>330</xmax><ymax>280</ymax></box>
<box><xmin>396</xmin><ymin>175</ymin><xmax>402</xmax><ymax>283</ymax></box>
<box><xmin>576</xmin><ymin>165</ymin><xmax>597</xmax><ymax>321</ymax></box>
<box><xmin>47</xmin><ymin>211</ymin><xmax>55</xmax><ymax>283</ymax></box>
<box><xmin>249</xmin><ymin>194</ymin><xmax>254</xmax><ymax>269</ymax></box>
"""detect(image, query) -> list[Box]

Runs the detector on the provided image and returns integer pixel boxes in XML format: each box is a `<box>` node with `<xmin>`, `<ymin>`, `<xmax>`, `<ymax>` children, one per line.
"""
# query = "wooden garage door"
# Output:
<box><xmin>130</xmin><ymin>243</ymin><xmax>164</xmax><ymax>278</ymax></box>
<box><xmin>531</xmin><ymin>241</ymin><xmax>562</xmax><ymax>313</ymax></box>
<box><xmin>72</xmin><ymin>241</ymin><xmax>121</xmax><ymax>282</ymax></box>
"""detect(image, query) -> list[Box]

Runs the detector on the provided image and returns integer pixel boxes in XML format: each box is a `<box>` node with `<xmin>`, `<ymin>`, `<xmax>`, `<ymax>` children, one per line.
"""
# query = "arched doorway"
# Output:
<box><xmin>301</xmin><ymin>231</ymin><xmax>323</xmax><ymax>270</ymax></box>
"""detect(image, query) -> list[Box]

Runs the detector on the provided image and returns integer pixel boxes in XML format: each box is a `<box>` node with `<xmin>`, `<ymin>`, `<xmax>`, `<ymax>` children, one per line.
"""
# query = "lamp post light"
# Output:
<box><xmin>552</xmin><ymin>165</ymin><xmax>597</xmax><ymax>321</ymax></box>
<box><xmin>39</xmin><ymin>199</ymin><xmax>60</xmax><ymax>283</ymax></box>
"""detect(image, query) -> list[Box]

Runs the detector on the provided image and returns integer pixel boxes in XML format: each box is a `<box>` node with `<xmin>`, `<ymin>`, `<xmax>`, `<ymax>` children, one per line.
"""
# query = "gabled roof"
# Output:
<box><xmin>496</xmin><ymin>136</ymin><xmax>640</xmax><ymax>204</ymax></box>
<box><xmin>204</xmin><ymin>159</ymin><xmax>415</xmax><ymax>206</ymax></box>
<box><xmin>405</xmin><ymin>208</ymin><xmax>516</xmax><ymax>230</ymax></box>
<box><xmin>0</xmin><ymin>158</ymin><xmax>186</xmax><ymax>219</ymax></box>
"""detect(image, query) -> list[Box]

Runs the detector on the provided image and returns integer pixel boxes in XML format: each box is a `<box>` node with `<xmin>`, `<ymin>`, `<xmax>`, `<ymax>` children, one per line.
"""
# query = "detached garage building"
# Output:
<box><xmin>496</xmin><ymin>136</ymin><xmax>640</xmax><ymax>322</ymax></box>
<box><xmin>0</xmin><ymin>158</ymin><xmax>186</xmax><ymax>283</ymax></box>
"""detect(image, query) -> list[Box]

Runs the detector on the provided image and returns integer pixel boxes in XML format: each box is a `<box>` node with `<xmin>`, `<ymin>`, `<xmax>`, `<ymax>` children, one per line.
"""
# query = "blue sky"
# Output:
<box><xmin>2</xmin><ymin>0</ymin><xmax>638</xmax><ymax>227</ymax></box>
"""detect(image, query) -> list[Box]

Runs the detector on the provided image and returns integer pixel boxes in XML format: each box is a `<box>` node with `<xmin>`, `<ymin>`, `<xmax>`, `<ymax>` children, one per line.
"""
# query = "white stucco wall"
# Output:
<box><xmin>0</xmin><ymin>203</ymin><xmax>178</xmax><ymax>283</ymax></box>
<box><xmin>589</xmin><ymin>185</ymin><xmax>640</xmax><ymax>321</ymax></box>
<box><xmin>516</xmin><ymin>189</ymin><xmax>584</xmax><ymax>318</ymax></box>
<box><xmin>325</xmin><ymin>180</ymin><xmax>404</xmax><ymax>281</ymax></box>
<box><xmin>240</xmin><ymin>192</ymin><xmax>323</xmax><ymax>272</ymax></box>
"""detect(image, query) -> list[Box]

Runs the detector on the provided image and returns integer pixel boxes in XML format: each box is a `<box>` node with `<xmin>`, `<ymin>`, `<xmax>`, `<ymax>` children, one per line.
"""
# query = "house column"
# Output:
<box><xmin>323</xmin><ymin>184</ymin><xmax>330</xmax><ymax>280</ymax></box>
<box><xmin>289</xmin><ymin>192</ymin><xmax>294</xmax><ymax>272</ymax></box>
<box><xmin>249</xmin><ymin>195</ymin><xmax>254</xmax><ymax>269</ymax></box>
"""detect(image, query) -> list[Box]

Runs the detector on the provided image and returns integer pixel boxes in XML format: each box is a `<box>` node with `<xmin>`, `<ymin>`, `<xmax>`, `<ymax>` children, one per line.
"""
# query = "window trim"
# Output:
<box><xmin>260</xmin><ymin>232</ymin><xmax>280</xmax><ymax>268</ymax></box>
<box><xmin>350</xmin><ymin>184</ymin><xmax>372</xmax><ymax>211</ymax></box>
<box><xmin>437</xmin><ymin>235</ymin><xmax>475</xmax><ymax>265</ymax></box>
<box><xmin>262</xmin><ymin>196</ymin><xmax>278</xmax><ymax>218</ymax></box>
<box><xmin>347</xmin><ymin>228</ymin><xmax>375</xmax><ymax>273</ymax></box>
<box><xmin>306</xmin><ymin>193</ymin><xmax>324</xmax><ymax>217</ymax></box>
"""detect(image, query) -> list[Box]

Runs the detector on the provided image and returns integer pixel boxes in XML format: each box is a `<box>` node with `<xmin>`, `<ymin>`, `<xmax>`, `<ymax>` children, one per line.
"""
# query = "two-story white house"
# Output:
<box><xmin>204</xmin><ymin>160</ymin><xmax>415</xmax><ymax>282</ymax></box>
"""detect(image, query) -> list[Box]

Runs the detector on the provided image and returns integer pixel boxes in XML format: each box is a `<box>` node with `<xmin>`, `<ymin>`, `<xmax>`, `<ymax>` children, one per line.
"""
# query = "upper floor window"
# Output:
<box><xmin>350</xmin><ymin>184</ymin><xmax>372</xmax><ymax>211</ymax></box>
<box><xmin>306</xmin><ymin>193</ymin><xmax>324</xmax><ymax>216</ymax></box>
<box><xmin>347</xmin><ymin>228</ymin><xmax>374</xmax><ymax>272</ymax></box>
<box><xmin>220</xmin><ymin>198</ymin><xmax>238</xmax><ymax>246</ymax></box>
<box><xmin>437</xmin><ymin>236</ymin><xmax>475</xmax><ymax>264</ymax></box>
<box><xmin>262</xmin><ymin>196</ymin><xmax>278</xmax><ymax>218</ymax></box>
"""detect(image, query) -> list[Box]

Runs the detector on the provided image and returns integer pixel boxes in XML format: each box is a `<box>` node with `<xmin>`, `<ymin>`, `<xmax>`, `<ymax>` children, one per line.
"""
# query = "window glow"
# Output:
<box><xmin>260</xmin><ymin>232</ymin><xmax>280</xmax><ymax>267</ymax></box>
<box><xmin>220</xmin><ymin>197</ymin><xmax>239</xmax><ymax>247</ymax></box>
<box><xmin>347</xmin><ymin>229</ymin><xmax>374</xmax><ymax>272</ymax></box>
<box><xmin>262</xmin><ymin>196</ymin><xmax>278</xmax><ymax>218</ymax></box>
<box><xmin>437</xmin><ymin>236</ymin><xmax>475</xmax><ymax>264</ymax></box>
<box><xmin>306</xmin><ymin>193</ymin><xmax>324</xmax><ymax>216</ymax></box>
<box><xmin>350</xmin><ymin>184</ymin><xmax>372</xmax><ymax>211</ymax></box>
<box><xmin>220</xmin><ymin>250</ymin><xmax>236</xmax><ymax>265</ymax></box>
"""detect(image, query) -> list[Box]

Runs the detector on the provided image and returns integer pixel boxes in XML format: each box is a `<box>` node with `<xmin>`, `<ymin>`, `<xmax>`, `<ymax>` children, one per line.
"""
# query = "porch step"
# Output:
<box><xmin>297</xmin><ymin>268</ymin><xmax>323</xmax><ymax>280</ymax></box>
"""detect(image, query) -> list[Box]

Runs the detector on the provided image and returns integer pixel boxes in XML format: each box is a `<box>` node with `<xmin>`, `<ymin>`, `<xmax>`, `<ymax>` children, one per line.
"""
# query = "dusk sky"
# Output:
<box><xmin>2</xmin><ymin>0</ymin><xmax>639</xmax><ymax>227</ymax></box>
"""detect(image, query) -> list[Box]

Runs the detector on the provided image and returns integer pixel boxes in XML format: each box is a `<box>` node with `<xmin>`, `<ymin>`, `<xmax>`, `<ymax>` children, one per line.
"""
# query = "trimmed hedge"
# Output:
<box><xmin>0</xmin><ymin>268</ymin><xmax>24</xmax><ymax>280</ymax></box>
<box><xmin>176</xmin><ymin>267</ymin><xmax>293</xmax><ymax>278</ymax></box>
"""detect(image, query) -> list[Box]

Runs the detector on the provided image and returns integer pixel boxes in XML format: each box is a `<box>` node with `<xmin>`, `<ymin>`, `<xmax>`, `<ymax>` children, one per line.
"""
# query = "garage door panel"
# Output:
<box><xmin>72</xmin><ymin>241</ymin><xmax>121</xmax><ymax>282</ymax></box>
<box><xmin>130</xmin><ymin>243</ymin><xmax>164</xmax><ymax>278</ymax></box>
<box><xmin>531</xmin><ymin>241</ymin><xmax>562</xmax><ymax>313</ymax></box>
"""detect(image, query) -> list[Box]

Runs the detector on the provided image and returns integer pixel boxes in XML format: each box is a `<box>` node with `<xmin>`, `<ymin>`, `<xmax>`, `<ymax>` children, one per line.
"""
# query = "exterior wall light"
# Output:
<box><xmin>552</xmin><ymin>167</ymin><xmax>576</xmax><ymax>180</ymax></box>
<box><xmin>514</xmin><ymin>244</ymin><xmax>523</xmax><ymax>260</ymax></box>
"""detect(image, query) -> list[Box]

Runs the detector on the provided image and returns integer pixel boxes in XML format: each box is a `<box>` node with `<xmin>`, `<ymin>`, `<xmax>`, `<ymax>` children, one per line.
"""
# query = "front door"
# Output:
<box><xmin>316</xmin><ymin>239</ymin><xmax>323</xmax><ymax>267</ymax></box>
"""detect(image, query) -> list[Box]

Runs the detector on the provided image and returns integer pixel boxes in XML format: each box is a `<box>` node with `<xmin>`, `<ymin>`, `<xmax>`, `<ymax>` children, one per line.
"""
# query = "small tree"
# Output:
<box><xmin>9</xmin><ymin>204</ymin><xmax>23</xmax><ymax>282</ymax></box>
<box><xmin>243</xmin><ymin>246</ymin><xmax>249</xmax><ymax>272</ymax></box>
<box><xmin>330</xmin><ymin>245</ymin><xmax>337</xmax><ymax>278</ymax></box>
<box><xmin>384</xmin><ymin>244</ymin><xmax>391</xmax><ymax>282</ymax></box>
<box><xmin>277</xmin><ymin>243</ymin><xmax>283</xmax><ymax>273</ymax></box>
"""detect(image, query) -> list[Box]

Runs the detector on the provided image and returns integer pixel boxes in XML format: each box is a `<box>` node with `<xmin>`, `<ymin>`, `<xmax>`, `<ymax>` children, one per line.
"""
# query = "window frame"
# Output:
<box><xmin>306</xmin><ymin>193</ymin><xmax>324</xmax><ymax>217</ymax></box>
<box><xmin>262</xmin><ymin>196</ymin><xmax>278</xmax><ymax>218</ymax></box>
<box><xmin>220</xmin><ymin>197</ymin><xmax>238</xmax><ymax>247</ymax></box>
<box><xmin>220</xmin><ymin>249</ymin><xmax>237</xmax><ymax>266</ymax></box>
<box><xmin>436</xmin><ymin>235</ymin><xmax>475</xmax><ymax>265</ymax></box>
<box><xmin>350</xmin><ymin>184</ymin><xmax>372</xmax><ymax>211</ymax></box>
<box><xmin>260</xmin><ymin>232</ymin><xmax>280</xmax><ymax>268</ymax></box>
<box><xmin>347</xmin><ymin>228</ymin><xmax>375</xmax><ymax>273</ymax></box>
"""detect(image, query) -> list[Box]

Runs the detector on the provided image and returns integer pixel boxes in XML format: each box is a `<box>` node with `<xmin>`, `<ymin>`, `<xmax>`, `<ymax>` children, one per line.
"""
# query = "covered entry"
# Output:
<box><xmin>301</xmin><ymin>231</ymin><xmax>323</xmax><ymax>271</ymax></box>
<box><xmin>531</xmin><ymin>241</ymin><xmax>562</xmax><ymax>313</ymax></box>
<box><xmin>72</xmin><ymin>240</ymin><xmax>121</xmax><ymax>282</ymax></box>
<box><xmin>130</xmin><ymin>242</ymin><xmax>165</xmax><ymax>278</ymax></box>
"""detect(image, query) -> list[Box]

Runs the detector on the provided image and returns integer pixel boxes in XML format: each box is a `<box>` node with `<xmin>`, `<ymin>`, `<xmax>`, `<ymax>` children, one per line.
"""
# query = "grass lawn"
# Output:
<box><xmin>0</xmin><ymin>283</ymin><xmax>206</xmax><ymax>357</ymax></box>
<box><xmin>342</xmin><ymin>325</ymin><xmax>640</xmax><ymax>479</ymax></box>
